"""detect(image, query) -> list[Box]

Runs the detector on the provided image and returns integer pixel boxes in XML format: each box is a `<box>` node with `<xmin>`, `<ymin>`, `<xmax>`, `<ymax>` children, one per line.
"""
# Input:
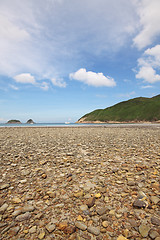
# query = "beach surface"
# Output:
<box><xmin>0</xmin><ymin>126</ymin><xmax>160</xmax><ymax>240</ymax></box>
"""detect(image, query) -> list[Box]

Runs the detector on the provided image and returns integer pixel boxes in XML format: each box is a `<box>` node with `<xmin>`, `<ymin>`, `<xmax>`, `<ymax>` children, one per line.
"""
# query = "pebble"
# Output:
<box><xmin>87</xmin><ymin>226</ymin><xmax>100</xmax><ymax>236</ymax></box>
<box><xmin>151</xmin><ymin>216</ymin><xmax>160</xmax><ymax>226</ymax></box>
<box><xmin>16</xmin><ymin>212</ymin><xmax>31</xmax><ymax>221</ymax></box>
<box><xmin>139</xmin><ymin>224</ymin><xmax>150</xmax><ymax>237</ymax></box>
<box><xmin>29</xmin><ymin>226</ymin><xmax>37</xmax><ymax>233</ymax></box>
<box><xmin>0</xmin><ymin>203</ymin><xmax>8</xmax><ymax>213</ymax></box>
<box><xmin>0</xmin><ymin>183</ymin><xmax>10</xmax><ymax>190</ymax></box>
<box><xmin>133</xmin><ymin>199</ymin><xmax>146</xmax><ymax>208</ymax></box>
<box><xmin>75</xmin><ymin>221</ymin><xmax>87</xmax><ymax>231</ymax></box>
<box><xmin>22</xmin><ymin>205</ymin><xmax>35</xmax><ymax>212</ymax></box>
<box><xmin>80</xmin><ymin>204</ymin><xmax>88</xmax><ymax>211</ymax></box>
<box><xmin>0</xmin><ymin>126</ymin><xmax>160</xmax><ymax>240</ymax></box>
<box><xmin>86</xmin><ymin>197</ymin><xmax>95</xmax><ymax>208</ymax></box>
<box><xmin>46</xmin><ymin>223</ymin><xmax>56</xmax><ymax>233</ymax></box>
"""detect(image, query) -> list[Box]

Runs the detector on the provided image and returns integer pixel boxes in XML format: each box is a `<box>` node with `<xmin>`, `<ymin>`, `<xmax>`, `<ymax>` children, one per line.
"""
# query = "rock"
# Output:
<box><xmin>86</xmin><ymin>197</ymin><xmax>95</xmax><ymax>208</ymax></box>
<box><xmin>75</xmin><ymin>221</ymin><xmax>87</xmax><ymax>231</ymax></box>
<box><xmin>0</xmin><ymin>203</ymin><xmax>8</xmax><ymax>213</ymax></box>
<box><xmin>63</xmin><ymin>225</ymin><xmax>76</xmax><ymax>235</ymax></box>
<box><xmin>117</xmin><ymin>236</ymin><xmax>129</xmax><ymax>240</ymax></box>
<box><xmin>12</xmin><ymin>197</ymin><xmax>21</xmax><ymax>204</ymax></box>
<box><xmin>47</xmin><ymin>191</ymin><xmax>56</xmax><ymax>198</ymax></box>
<box><xmin>87</xmin><ymin>226</ymin><xmax>100</xmax><ymax>236</ymax></box>
<box><xmin>0</xmin><ymin>183</ymin><xmax>10</xmax><ymax>190</ymax></box>
<box><xmin>29</xmin><ymin>226</ymin><xmax>37</xmax><ymax>234</ymax></box>
<box><xmin>58</xmin><ymin>221</ymin><xmax>68</xmax><ymax>230</ymax></box>
<box><xmin>133</xmin><ymin>199</ymin><xmax>146</xmax><ymax>208</ymax></box>
<box><xmin>102</xmin><ymin>221</ymin><xmax>109</xmax><ymax>228</ymax></box>
<box><xmin>16</xmin><ymin>212</ymin><xmax>31</xmax><ymax>221</ymax></box>
<box><xmin>9</xmin><ymin>226</ymin><xmax>20</xmax><ymax>236</ymax></box>
<box><xmin>151</xmin><ymin>216</ymin><xmax>160</xmax><ymax>226</ymax></box>
<box><xmin>95</xmin><ymin>193</ymin><xmax>101</xmax><ymax>198</ymax></box>
<box><xmin>46</xmin><ymin>223</ymin><xmax>56</xmax><ymax>233</ymax></box>
<box><xmin>151</xmin><ymin>196</ymin><xmax>160</xmax><ymax>205</ymax></box>
<box><xmin>74</xmin><ymin>190</ymin><xmax>84</xmax><ymax>198</ymax></box>
<box><xmin>96</xmin><ymin>207</ymin><xmax>107</xmax><ymax>215</ymax></box>
<box><xmin>12</xmin><ymin>209</ymin><xmax>22</xmax><ymax>216</ymax></box>
<box><xmin>139</xmin><ymin>224</ymin><xmax>150</xmax><ymax>237</ymax></box>
<box><xmin>155</xmin><ymin>238</ymin><xmax>160</xmax><ymax>240</ymax></box>
<box><xmin>80</xmin><ymin>204</ymin><xmax>88</xmax><ymax>211</ymax></box>
<box><xmin>38</xmin><ymin>231</ymin><xmax>45</xmax><ymax>239</ymax></box>
<box><xmin>149</xmin><ymin>229</ymin><xmax>159</xmax><ymax>239</ymax></box>
<box><xmin>22</xmin><ymin>205</ymin><xmax>35</xmax><ymax>212</ymax></box>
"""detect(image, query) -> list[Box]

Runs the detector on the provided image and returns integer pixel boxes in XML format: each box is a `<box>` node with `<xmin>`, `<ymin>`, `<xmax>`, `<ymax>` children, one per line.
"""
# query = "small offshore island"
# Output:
<box><xmin>6</xmin><ymin>119</ymin><xmax>35</xmax><ymax>124</ymax></box>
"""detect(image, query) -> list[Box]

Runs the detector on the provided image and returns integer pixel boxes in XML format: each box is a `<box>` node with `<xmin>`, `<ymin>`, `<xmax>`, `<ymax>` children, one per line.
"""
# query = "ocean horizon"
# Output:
<box><xmin>0</xmin><ymin>122</ymin><xmax>160</xmax><ymax>128</ymax></box>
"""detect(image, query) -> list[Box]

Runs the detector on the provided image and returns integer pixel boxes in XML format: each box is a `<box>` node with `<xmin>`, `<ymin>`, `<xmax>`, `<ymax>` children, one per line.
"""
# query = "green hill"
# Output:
<box><xmin>78</xmin><ymin>94</ymin><xmax>160</xmax><ymax>123</ymax></box>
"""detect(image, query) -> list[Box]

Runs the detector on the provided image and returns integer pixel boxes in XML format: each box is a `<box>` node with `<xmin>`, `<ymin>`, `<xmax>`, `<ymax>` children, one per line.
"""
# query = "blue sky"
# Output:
<box><xmin>0</xmin><ymin>0</ymin><xmax>160</xmax><ymax>123</ymax></box>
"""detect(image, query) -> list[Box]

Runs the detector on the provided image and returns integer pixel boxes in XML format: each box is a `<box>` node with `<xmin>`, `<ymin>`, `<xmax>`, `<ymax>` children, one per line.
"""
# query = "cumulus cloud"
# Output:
<box><xmin>51</xmin><ymin>78</ymin><xmax>66</xmax><ymax>88</ymax></box>
<box><xmin>13</xmin><ymin>73</ymin><xmax>36</xmax><ymax>84</ymax></box>
<box><xmin>69</xmin><ymin>68</ymin><xmax>116</xmax><ymax>87</ymax></box>
<box><xmin>133</xmin><ymin>0</ymin><xmax>160</xmax><ymax>49</ymax></box>
<box><xmin>136</xmin><ymin>44</ymin><xmax>160</xmax><ymax>83</ymax></box>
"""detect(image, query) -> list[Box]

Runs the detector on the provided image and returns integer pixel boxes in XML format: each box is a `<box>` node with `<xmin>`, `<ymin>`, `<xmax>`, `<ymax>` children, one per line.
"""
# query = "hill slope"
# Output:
<box><xmin>78</xmin><ymin>94</ymin><xmax>160</xmax><ymax>123</ymax></box>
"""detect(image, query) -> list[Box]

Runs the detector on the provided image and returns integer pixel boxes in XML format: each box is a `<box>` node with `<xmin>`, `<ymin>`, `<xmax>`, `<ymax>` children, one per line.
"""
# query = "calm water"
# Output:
<box><xmin>0</xmin><ymin>123</ymin><xmax>104</xmax><ymax>127</ymax></box>
<box><xmin>0</xmin><ymin>123</ymin><xmax>159</xmax><ymax>128</ymax></box>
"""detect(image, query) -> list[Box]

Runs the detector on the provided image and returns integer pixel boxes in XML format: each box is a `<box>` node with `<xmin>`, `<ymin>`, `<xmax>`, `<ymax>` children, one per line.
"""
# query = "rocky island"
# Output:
<box><xmin>6</xmin><ymin>120</ymin><xmax>21</xmax><ymax>124</ymax></box>
<box><xmin>26</xmin><ymin>119</ymin><xmax>35</xmax><ymax>124</ymax></box>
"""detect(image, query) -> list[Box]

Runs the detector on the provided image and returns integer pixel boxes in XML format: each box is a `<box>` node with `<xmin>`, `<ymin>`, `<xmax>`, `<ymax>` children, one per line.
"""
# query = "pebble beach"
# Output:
<box><xmin>0</xmin><ymin>126</ymin><xmax>160</xmax><ymax>240</ymax></box>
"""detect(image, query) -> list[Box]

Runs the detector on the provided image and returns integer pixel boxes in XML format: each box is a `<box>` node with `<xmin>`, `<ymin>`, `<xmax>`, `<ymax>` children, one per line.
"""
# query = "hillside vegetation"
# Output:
<box><xmin>78</xmin><ymin>94</ymin><xmax>160</xmax><ymax>122</ymax></box>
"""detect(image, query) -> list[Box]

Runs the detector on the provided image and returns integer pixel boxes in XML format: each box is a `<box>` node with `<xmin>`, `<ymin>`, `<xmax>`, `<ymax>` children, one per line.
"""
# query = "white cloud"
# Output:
<box><xmin>51</xmin><ymin>78</ymin><xmax>66</xmax><ymax>88</ymax></box>
<box><xmin>133</xmin><ymin>0</ymin><xmax>160</xmax><ymax>49</ymax></box>
<box><xmin>70</xmin><ymin>68</ymin><xmax>116</xmax><ymax>87</ymax></box>
<box><xmin>13</xmin><ymin>73</ymin><xmax>36</xmax><ymax>84</ymax></box>
<box><xmin>141</xmin><ymin>85</ymin><xmax>153</xmax><ymax>89</ymax></box>
<box><xmin>136</xmin><ymin>44</ymin><xmax>160</xmax><ymax>83</ymax></box>
<box><xmin>9</xmin><ymin>84</ymin><xmax>19</xmax><ymax>90</ymax></box>
<box><xmin>0</xmin><ymin>0</ymin><xmax>138</xmax><ymax>80</ymax></box>
<box><xmin>40</xmin><ymin>82</ymin><xmax>49</xmax><ymax>91</ymax></box>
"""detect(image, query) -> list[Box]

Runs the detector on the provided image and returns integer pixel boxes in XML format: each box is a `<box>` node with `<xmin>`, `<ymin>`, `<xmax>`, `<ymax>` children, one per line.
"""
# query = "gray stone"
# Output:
<box><xmin>80</xmin><ymin>205</ymin><xmax>88</xmax><ymax>211</ymax></box>
<box><xmin>96</xmin><ymin>207</ymin><xmax>107</xmax><ymax>216</ymax></box>
<box><xmin>75</xmin><ymin>221</ymin><xmax>87</xmax><ymax>231</ymax></box>
<box><xmin>149</xmin><ymin>229</ymin><xmax>159</xmax><ymax>239</ymax></box>
<box><xmin>139</xmin><ymin>224</ymin><xmax>150</xmax><ymax>237</ymax></box>
<box><xmin>46</xmin><ymin>223</ymin><xmax>56</xmax><ymax>233</ymax></box>
<box><xmin>87</xmin><ymin>226</ymin><xmax>100</xmax><ymax>236</ymax></box>
<box><xmin>22</xmin><ymin>205</ymin><xmax>35</xmax><ymax>213</ymax></box>
<box><xmin>151</xmin><ymin>216</ymin><xmax>160</xmax><ymax>226</ymax></box>
<box><xmin>133</xmin><ymin>199</ymin><xmax>146</xmax><ymax>208</ymax></box>
<box><xmin>0</xmin><ymin>203</ymin><xmax>8</xmax><ymax>213</ymax></box>
<box><xmin>0</xmin><ymin>183</ymin><xmax>10</xmax><ymax>190</ymax></box>
<box><xmin>16</xmin><ymin>212</ymin><xmax>31</xmax><ymax>221</ymax></box>
<box><xmin>151</xmin><ymin>196</ymin><xmax>160</xmax><ymax>205</ymax></box>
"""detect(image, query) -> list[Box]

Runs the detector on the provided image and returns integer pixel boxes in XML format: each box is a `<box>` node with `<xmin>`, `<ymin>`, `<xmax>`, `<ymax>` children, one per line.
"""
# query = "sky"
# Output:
<box><xmin>0</xmin><ymin>0</ymin><xmax>160</xmax><ymax>123</ymax></box>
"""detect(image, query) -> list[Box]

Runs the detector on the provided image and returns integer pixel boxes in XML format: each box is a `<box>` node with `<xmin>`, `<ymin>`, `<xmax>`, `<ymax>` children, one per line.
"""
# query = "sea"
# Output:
<box><xmin>0</xmin><ymin>122</ymin><xmax>160</xmax><ymax>128</ymax></box>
